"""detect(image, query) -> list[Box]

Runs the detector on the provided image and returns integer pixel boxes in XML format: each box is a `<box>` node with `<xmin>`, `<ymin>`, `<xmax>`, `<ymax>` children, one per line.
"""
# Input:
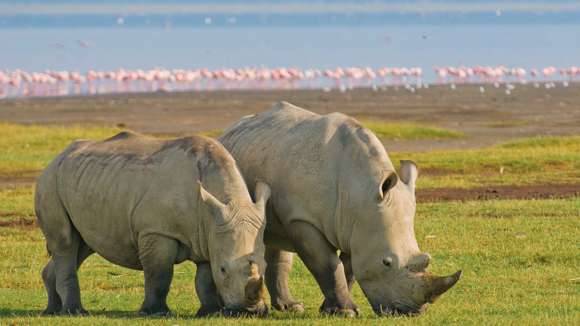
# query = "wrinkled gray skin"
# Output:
<box><xmin>35</xmin><ymin>132</ymin><xmax>271</xmax><ymax>317</ymax></box>
<box><xmin>219</xmin><ymin>102</ymin><xmax>461</xmax><ymax>317</ymax></box>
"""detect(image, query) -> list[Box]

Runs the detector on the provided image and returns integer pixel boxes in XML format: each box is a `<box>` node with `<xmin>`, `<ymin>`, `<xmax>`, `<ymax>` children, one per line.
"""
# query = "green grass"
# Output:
<box><xmin>0</xmin><ymin>123</ymin><xmax>222</xmax><ymax>177</ymax></box>
<box><xmin>1</xmin><ymin>123</ymin><xmax>577</xmax><ymax>189</ymax></box>
<box><xmin>362</xmin><ymin>121</ymin><xmax>465</xmax><ymax>140</ymax></box>
<box><xmin>0</xmin><ymin>123</ymin><xmax>119</xmax><ymax>176</ymax></box>
<box><xmin>202</xmin><ymin>123</ymin><xmax>465</xmax><ymax>141</ymax></box>
<box><xmin>0</xmin><ymin>123</ymin><xmax>578</xmax><ymax>324</ymax></box>
<box><xmin>391</xmin><ymin>135</ymin><xmax>580</xmax><ymax>189</ymax></box>
<box><xmin>199</xmin><ymin>130</ymin><xmax>224</xmax><ymax>138</ymax></box>
<box><xmin>0</xmin><ymin>196</ymin><xmax>578</xmax><ymax>325</ymax></box>
<box><xmin>0</xmin><ymin>187</ymin><xmax>35</xmax><ymax>223</ymax></box>
<box><xmin>484</xmin><ymin>120</ymin><xmax>530</xmax><ymax>128</ymax></box>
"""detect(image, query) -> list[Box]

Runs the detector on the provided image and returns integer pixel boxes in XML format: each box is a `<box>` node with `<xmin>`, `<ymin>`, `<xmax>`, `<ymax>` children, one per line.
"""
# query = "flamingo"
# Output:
<box><xmin>0</xmin><ymin>64</ymin><xmax>577</xmax><ymax>99</ymax></box>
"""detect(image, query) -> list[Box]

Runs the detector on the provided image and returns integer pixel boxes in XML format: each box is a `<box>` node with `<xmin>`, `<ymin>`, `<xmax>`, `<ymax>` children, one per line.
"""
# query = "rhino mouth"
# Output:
<box><xmin>221</xmin><ymin>301</ymin><xmax>269</xmax><ymax>318</ymax></box>
<box><xmin>372</xmin><ymin>301</ymin><xmax>427</xmax><ymax>317</ymax></box>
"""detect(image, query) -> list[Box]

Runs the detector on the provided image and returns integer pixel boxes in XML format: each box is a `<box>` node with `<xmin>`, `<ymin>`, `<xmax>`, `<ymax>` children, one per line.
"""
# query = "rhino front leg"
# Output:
<box><xmin>340</xmin><ymin>253</ymin><xmax>355</xmax><ymax>291</ymax></box>
<box><xmin>320</xmin><ymin>252</ymin><xmax>356</xmax><ymax>310</ymax></box>
<box><xmin>194</xmin><ymin>263</ymin><xmax>222</xmax><ymax>317</ymax></box>
<box><xmin>286</xmin><ymin>221</ymin><xmax>359</xmax><ymax>317</ymax></box>
<box><xmin>138</xmin><ymin>234</ymin><xmax>178</xmax><ymax>316</ymax></box>
<box><xmin>265</xmin><ymin>247</ymin><xmax>304</xmax><ymax>313</ymax></box>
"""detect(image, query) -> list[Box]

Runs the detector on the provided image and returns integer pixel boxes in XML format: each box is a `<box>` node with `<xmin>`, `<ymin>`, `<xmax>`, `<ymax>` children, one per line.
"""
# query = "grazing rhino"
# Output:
<box><xmin>219</xmin><ymin>102</ymin><xmax>461</xmax><ymax>317</ymax></box>
<box><xmin>35</xmin><ymin>131</ymin><xmax>271</xmax><ymax>317</ymax></box>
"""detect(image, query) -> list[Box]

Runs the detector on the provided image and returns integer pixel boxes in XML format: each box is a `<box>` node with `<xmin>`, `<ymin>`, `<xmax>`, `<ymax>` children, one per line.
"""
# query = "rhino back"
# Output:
<box><xmin>220</xmin><ymin>102</ymin><xmax>394</xmax><ymax>248</ymax></box>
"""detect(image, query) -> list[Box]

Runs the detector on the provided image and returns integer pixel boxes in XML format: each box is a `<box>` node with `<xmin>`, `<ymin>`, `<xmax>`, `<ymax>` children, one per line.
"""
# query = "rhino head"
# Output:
<box><xmin>199</xmin><ymin>181</ymin><xmax>271</xmax><ymax>317</ymax></box>
<box><xmin>348</xmin><ymin>160</ymin><xmax>461</xmax><ymax>316</ymax></box>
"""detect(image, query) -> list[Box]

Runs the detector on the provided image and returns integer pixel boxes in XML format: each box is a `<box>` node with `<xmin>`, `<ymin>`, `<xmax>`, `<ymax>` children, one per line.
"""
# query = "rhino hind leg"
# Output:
<box><xmin>286</xmin><ymin>221</ymin><xmax>359</xmax><ymax>317</ymax></box>
<box><xmin>36</xmin><ymin>175</ymin><xmax>85</xmax><ymax>315</ymax></box>
<box><xmin>138</xmin><ymin>234</ymin><xmax>178</xmax><ymax>317</ymax></box>
<box><xmin>264</xmin><ymin>247</ymin><xmax>304</xmax><ymax>313</ymax></box>
<box><xmin>41</xmin><ymin>259</ymin><xmax>62</xmax><ymax>315</ymax></box>
<box><xmin>51</xmin><ymin>231</ymin><xmax>91</xmax><ymax>315</ymax></box>
<box><xmin>41</xmin><ymin>241</ymin><xmax>94</xmax><ymax>315</ymax></box>
<box><xmin>194</xmin><ymin>263</ymin><xmax>222</xmax><ymax>317</ymax></box>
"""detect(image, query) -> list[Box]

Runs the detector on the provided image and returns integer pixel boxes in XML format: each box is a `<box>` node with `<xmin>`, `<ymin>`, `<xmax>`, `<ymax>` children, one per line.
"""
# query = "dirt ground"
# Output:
<box><xmin>417</xmin><ymin>184</ymin><xmax>579</xmax><ymax>203</ymax></box>
<box><xmin>0</xmin><ymin>83</ymin><xmax>578</xmax><ymax>201</ymax></box>
<box><xmin>1</xmin><ymin>83</ymin><xmax>579</xmax><ymax>151</ymax></box>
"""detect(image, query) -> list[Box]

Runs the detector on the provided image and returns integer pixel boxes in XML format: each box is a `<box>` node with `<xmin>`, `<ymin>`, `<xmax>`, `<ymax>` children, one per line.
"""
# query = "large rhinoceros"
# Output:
<box><xmin>35</xmin><ymin>131</ymin><xmax>271</xmax><ymax>317</ymax></box>
<box><xmin>219</xmin><ymin>102</ymin><xmax>461</xmax><ymax>316</ymax></box>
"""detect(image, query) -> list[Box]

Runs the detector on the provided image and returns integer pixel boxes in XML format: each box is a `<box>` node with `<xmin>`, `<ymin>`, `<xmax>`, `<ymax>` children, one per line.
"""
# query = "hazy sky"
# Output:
<box><xmin>1</xmin><ymin>1</ymin><xmax>578</xmax><ymax>15</ymax></box>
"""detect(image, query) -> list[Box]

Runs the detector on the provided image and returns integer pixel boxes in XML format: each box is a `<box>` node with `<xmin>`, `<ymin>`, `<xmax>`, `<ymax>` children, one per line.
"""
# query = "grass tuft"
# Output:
<box><xmin>485</xmin><ymin>120</ymin><xmax>530</xmax><ymax>128</ymax></box>
<box><xmin>499</xmin><ymin>135</ymin><xmax>580</xmax><ymax>149</ymax></box>
<box><xmin>199</xmin><ymin>130</ymin><xmax>223</xmax><ymax>138</ymax></box>
<box><xmin>361</xmin><ymin>121</ymin><xmax>465</xmax><ymax>140</ymax></box>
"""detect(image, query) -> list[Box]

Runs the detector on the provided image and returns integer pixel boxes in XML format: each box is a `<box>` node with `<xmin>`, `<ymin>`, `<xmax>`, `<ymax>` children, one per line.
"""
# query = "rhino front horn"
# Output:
<box><xmin>245</xmin><ymin>275</ymin><xmax>266</xmax><ymax>303</ymax></box>
<box><xmin>426</xmin><ymin>270</ymin><xmax>462</xmax><ymax>303</ymax></box>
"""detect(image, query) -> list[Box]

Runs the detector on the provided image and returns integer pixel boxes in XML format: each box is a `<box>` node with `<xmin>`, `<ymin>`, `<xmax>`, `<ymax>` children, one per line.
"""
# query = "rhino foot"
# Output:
<box><xmin>138</xmin><ymin>305</ymin><xmax>171</xmax><ymax>317</ymax></box>
<box><xmin>60</xmin><ymin>307</ymin><xmax>89</xmax><ymax>316</ymax></box>
<box><xmin>41</xmin><ymin>307</ymin><xmax>61</xmax><ymax>316</ymax></box>
<box><xmin>273</xmin><ymin>299</ymin><xmax>305</xmax><ymax>314</ymax></box>
<box><xmin>320</xmin><ymin>299</ymin><xmax>359</xmax><ymax>318</ymax></box>
<box><xmin>195</xmin><ymin>305</ymin><xmax>222</xmax><ymax>318</ymax></box>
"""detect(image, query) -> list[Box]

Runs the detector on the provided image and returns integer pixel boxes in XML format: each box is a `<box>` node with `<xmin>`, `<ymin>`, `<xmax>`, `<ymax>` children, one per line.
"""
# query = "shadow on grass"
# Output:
<box><xmin>0</xmin><ymin>308</ymin><xmax>313</xmax><ymax>320</ymax></box>
<box><xmin>0</xmin><ymin>309</ymin><xmax>186</xmax><ymax>319</ymax></box>
<box><xmin>0</xmin><ymin>309</ymin><xmax>44</xmax><ymax>317</ymax></box>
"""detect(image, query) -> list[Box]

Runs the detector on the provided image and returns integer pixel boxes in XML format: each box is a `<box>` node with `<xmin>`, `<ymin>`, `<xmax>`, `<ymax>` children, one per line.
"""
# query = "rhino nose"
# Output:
<box><xmin>408</xmin><ymin>253</ymin><xmax>432</xmax><ymax>272</ymax></box>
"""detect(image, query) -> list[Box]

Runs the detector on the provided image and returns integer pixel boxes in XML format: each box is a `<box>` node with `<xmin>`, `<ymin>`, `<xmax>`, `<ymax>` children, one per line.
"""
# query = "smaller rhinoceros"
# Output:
<box><xmin>35</xmin><ymin>131</ymin><xmax>271</xmax><ymax>317</ymax></box>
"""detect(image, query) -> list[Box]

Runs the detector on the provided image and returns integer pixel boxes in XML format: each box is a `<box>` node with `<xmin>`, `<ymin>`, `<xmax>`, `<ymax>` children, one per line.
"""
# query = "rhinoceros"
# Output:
<box><xmin>219</xmin><ymin>102</ymin><xmax>461</xmax><ymax>316</ymax></box>
<box><xmin>35</xmin><ymin>131</ymin><xmax>271</xmax><ymax>317</ymax></box>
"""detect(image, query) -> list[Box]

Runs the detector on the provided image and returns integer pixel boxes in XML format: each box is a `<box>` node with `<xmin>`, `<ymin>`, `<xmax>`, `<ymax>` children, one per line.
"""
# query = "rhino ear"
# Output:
<box><xmin>379</xmin><ymin>172</ymin><xmax>398</xmax><ymax>200</ymax></box>
<box><xmin>253</xmin><ymin>180</ymin><xmax>271</xmax><ymax>212</ymax></box>
<box><xmin>198</xmin><ymin>182</ymin><xmax>228</xmax><ymax>224</ymax></box>
<box><xmin>400</xmin><ymin>160</ymin><xmax>418</xmax><ymax>193</ymax></box>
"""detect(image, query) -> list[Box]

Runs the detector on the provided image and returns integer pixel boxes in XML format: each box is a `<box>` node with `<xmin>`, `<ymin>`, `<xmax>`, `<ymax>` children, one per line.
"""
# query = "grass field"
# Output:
<box><xmin>1</xmin><ymin>123</ymin><xmax>578</xmax><ymax>189</ymax></box>
<box><xmin>391</xmin><ymin>135</ymin><xmax>580</xmax><ymax>188</ymax></box>
<box><xmin>1</xmin><ymin>196</ymin><xmax>578</xmax><ymax>325</ymax></box>
<box><xmin>0</xmin><ymin>123</ymin><xmax>120</xmax><ymax>176</ymax></box>
<box><xmin>0</xmin><ymin>123</ymin><xmax>578</xmax><ymax>325</ymax></box>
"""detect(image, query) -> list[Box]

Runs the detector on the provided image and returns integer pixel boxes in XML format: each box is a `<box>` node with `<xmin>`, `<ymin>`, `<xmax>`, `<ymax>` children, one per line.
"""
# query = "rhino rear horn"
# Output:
<box><xmin>198</xmin><ymin>181</ymin><xmax>228</xmax><ymax>224</ymax></box>
<box><xmin>426</xmin><ymin>270</ymin><xmax>462</xmax><ymax>303</ymax></box>
<box><xmin>253</xmin><ymin>181</ymin><xmax>271</xmax><ymax>212</ymax></box>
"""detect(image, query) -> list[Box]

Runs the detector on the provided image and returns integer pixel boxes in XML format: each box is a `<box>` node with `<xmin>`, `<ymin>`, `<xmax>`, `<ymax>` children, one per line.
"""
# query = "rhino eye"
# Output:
<box><xmin>220</xmin><ymin>266</ymin><xmax>226</xmax><ymax>274</ymax></box>
<box><xmin>382</xmin><ymin>257</ymin><xmax>393</xmax><ymax>268</ymax></box>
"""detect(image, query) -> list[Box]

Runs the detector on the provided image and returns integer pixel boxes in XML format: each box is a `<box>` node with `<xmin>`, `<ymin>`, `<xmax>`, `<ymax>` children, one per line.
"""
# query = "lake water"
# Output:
<box><xmin>2</xmin><ymin>24</ymin><xmax>579</xmax><ymax>82</ymax></box>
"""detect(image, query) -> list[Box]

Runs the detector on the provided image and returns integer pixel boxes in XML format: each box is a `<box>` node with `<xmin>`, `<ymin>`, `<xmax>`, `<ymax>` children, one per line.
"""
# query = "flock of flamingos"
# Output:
<box><xmin>0</xmin><ymin>65</ymin><xmax>578</xmax><ymax>98</ymax></box>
